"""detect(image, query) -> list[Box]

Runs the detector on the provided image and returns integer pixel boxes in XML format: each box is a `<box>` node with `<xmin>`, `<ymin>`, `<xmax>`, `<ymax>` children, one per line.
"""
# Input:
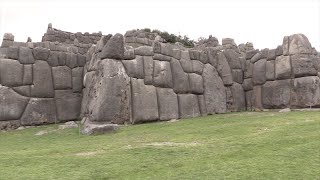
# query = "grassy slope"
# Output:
<box><xmin>0</xmin><ymin>112</ymin><xmax>319</xmax><ymax>180</ymax></box>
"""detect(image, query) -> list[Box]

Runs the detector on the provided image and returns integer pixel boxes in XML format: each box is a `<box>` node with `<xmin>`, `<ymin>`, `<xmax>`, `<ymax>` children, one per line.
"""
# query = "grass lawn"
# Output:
<box><xmin>0</xmin><ymin>111</ymin><xmax>319</xmax><ymax>179</ymax></box>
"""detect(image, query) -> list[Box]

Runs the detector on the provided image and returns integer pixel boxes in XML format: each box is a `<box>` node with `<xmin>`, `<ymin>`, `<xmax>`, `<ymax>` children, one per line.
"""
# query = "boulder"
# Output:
<box><xmin>131</xmin><ymin>78</ymin><xmax>159</xmax><ymax>123</ymax></box>
<box><xmin>3</xmin><ymin>33</ymin><xmax>14</xmax><ymax>41</ymax></box>
<box><xmin>291</xmin><ymin>54</ymin><xmax>317</xmax><ymax>77</ymax></box>
<box><xmin>223</xmin><ymin>49</ymin><xmax>242</xmax><ymax>69</ymax></box>
<box><xmin>231</xmin><ymin>69</ymin><xmax>243</xmax><ymax>84</ymax></box>
<box><xmin>6</xmin><ymin>47</ymin><xmax>19</xmax><ymax>60</ymax></box>
<box><xmin>244</xmin><ymin>60</ymin><xmax>253</xmax><ymax>78</ymax></box>
<box><xmin>160</xmin><ymin>43</ymin><xmax>173</xmax><ymax>57</ymax></box>
<box><xmin>153</xmin><ymin>60</ymin><xmax>173</xmax><ymax>88</ymax></box>
<box><xmin>19</xmin><ymin>47</ymin><xmax>35</xmax><ymax>64</ymax></box>
<box><xmin>30</xmin><ymin>61</ymin><xmax>55</xmax><ymax>98</ymax></box>
<box><xmin>52</xmin><ymin>66</ymin><xmax>72</xmax><ymax>90</ymax></box>
<box><xmin>192</xmin><ymin>60</ymin><xmax>204</xmax><ymax>75</ymax></box>
<box><xmin>100</xmin><ymin>33</ymin><xmax>124</xmax><ymax>60</ymax></box>
<box><xmin>55</xmin><ymin>90</ymin><xmax>82</xmax><ymax>121</ymax></box>
<box><xmin>230</xmin><ymin>82</ymin><xmax>246</xmax><ymax>111</ymax></box>
<box><xmin>156</xmin><ymin>88</ymin><xmax>179</xmax><ymax>121</ymax></box>
<box><xmin>81</xmin><ymin>59</ymin><xmax>131</xmax><ymax>124</ymax></box>
<box><xmin>291</xmin><ymin>76</ymin><xmax>320</xmax><ymax>108</ymax></box>
<box><xmin>198</xmin><ymin>95</ymin><xmax>207</xmax><ymax>116</ymax></box>
<box><xmin>262</xmin><ymin>80</ymin><xmax>291</xmax><ymax>109</ymax></box>
<box><xmin>72</xmin><ymin>67</ymin><xmax>84</xmax><ymax>93</ymax></box>
<box><xmin>178</xmin><ymin>94</ymin><xmax>201</xmax><ymax>119</ymax></box>
<box><xmin>252</xmin><ymin>86</ymin><xmax>263</xmax><ymax>110</ymax></box>
<box><xmin>246</xmin><ymin>49</ymin><xmax>259</xmax><ymax>60</ymax></box>
<box><xmin>47</xmin><ymin>51</ymin><xmax>59</xmax><ymax>66</ymax></box>
<box><xmin>189</xmin><ymin>73</ymin><xmax>204</xmax><ymax>94</ymax></box>
<box><xmin>21</xmin><ymin>98</ymin><xmax>57</xmax><ymax>125</ymax></box>
<box><xmin>124</xmin><ymin>48</ymin><xmax>135</xmax><ymax>60</ymax></box>
<box><xmin>180</xmin><ymin>51</ymin><xmax>193</xmax><ymax>73</ymax></box>
<box><xmin>32</xmin><ymin>47</ymin><xmax>50</xmax><ymax>60</ymax></box>
<box><xmin>81</xmin><ymin>122</ymin><xmax>119</xmax><ymax>135</ymax></box>
<box><xmin>242</xmin><ymin>78</ymin><xmax>253</xmax><ymax>91</ymax></box>
<box><xmin>252</xmin><ymin>58</ymin><xmax>266</xmax><ymax>85</ymax></box>
<box><xmin>275</xmin><ymin>55</ymin><xmax>291</xmax><ymax>80</ymax></box>
<box><xmin>202</xmin><ymin>64</ymin><xmax>226</xmax><ymax>114</ymax></box>
<box><xmin>134</xmin><ymin>46</ymin><xmax>154</xmax><ymax>56</ymax></box>
<box><xmin>143</xmin><ymin>56</ymin><xmax>154</xmax><ymax>85</ymax></box>
<box><xmin>267</xmin><ymin>49</ymin><xmax>276</xmax><ymax>60</ymax></box>
<box><xmin>250</xmin><ymin>52</ymin><xmax>262</xmax><ymax>63</ymax></box>
<box><xmin>0</xmin><ymin>85</ymin><xmax>29</xmax><ymax>121</ymax></box>
<box><xmin>170</xmin><ymin>58</ymin><xmax>190</xmax><ymax>93</ymax></box>
<box><xmin>217</xmin><ymin>52</ymin><xmax>233</xmax><ymax>86</ymax></box>
<box><xmin>285</xmin><ymin>34</ymin><xmax>313</xmax><ymax>55</ymax></box>
<box><xmin>0</xmin><ymin>59</ymin><xmax>23</xmax><ymax>87</ymax></box>
<box><xmin>265</xmin><ymin>60</ymin><xmax>275</xmax><ymax>80</ymax></box>
<box><xmin>122</xmin><ymin>56</ymin><xmax>144</xmax><ymax>79</ymax></box>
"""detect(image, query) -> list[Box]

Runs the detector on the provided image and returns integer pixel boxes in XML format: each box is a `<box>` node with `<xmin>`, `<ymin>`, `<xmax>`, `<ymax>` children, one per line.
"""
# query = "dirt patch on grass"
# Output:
<box><xmin>146</xmin><ymin>142</ymin><xmax>200</xmax><ymax>147</ymax></box>
<box><xmin>75</xmin><ymin>151</ymin><xmax>103</xmax><ymax>156</ymax></box>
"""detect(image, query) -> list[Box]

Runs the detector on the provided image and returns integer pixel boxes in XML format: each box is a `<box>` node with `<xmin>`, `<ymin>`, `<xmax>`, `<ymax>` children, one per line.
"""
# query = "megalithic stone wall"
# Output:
<box><xmin>1</xmin><ymin>25</ymin><xmax>320</xmax><ymax>133</ymax></box>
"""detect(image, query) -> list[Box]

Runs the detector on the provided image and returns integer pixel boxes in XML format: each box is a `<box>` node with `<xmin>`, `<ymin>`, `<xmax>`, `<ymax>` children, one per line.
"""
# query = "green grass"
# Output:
<box><xmin>0</xmin><ymin>111</ymin><xmax>320</xmax><ymax>180</ymax></box>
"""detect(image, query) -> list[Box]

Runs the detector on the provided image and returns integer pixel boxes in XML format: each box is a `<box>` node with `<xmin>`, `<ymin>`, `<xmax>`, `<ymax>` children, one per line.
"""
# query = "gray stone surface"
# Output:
<box><xmin>180</xmin><ymin>51</ymin><xmax>193</xmax><ymax>73</ymax></box>
<box><xmin>231</xmin><ymin>69</ymin><xmax>243</xmax><ymax>84</ymax></box>
<box><xmin>198</xmin><ymin>95</ymin><xmax>207</xmax><ymax>116</ymax></box>
<box><xmin>0</xmin><ymin>59</ymin><xmax>23</xmax><ymax>87</ymax></box>
<box><xmin>153</xmin><ymin>60</ymin><xmax>173</xmax><ymax>88</ymax></box>
<box><xmin>217</xmin><ymin>52</ymin><xmax>233</xmax><ymax>86</ymax></box>
<box><xmin>30</xmin><ymin>60</ymin><xmax>54</xmax><ymax>98</ymax></box>
<box><xmin>178</xmin><ymin>94</ymin><xmax>200</xmax><ymax>119</ymax></box>
<box><xmin>134</xmin><ymin>46</ymin><xmax>154</xmax><ymax>56</ymax></box>
<box><xmin>267</xmin><ymin>49</ymin><xmax>276</xmax><ymax>60</ymax></box>
<box><xmin>250</xmin><ymin>52</ymin><xmax>262</xmax><ymax>63</ymax></box>
<box><xmin>291</xmin><ymin>76</ymin><xmax>320</xmax><ymax>108</ymax></box>
<box><xmin>262</xmin><ymin>80</ymin><xmax>291</xmax><ymax>109</ymax></box>
<box><xmin>55</xmin><ymin>90</ymin><xmax>82</xmax><ymax>121</ymax></box>
<box><xmin>230</xmin><ymin>82</ymin><xmax>246</xmax><ymax>111</ymax></box>
<box><xmin>47</xmin><ymin>51</ymin><xmax>59</xmax><ymax>66</ymax></box>
<box><xmin>72</xmin><ymin>67</ymin><xmax>83</xmax><ymax>93</ymax></box>
<box><xmin>52</xmin><ymin>66</ymin><xmax>72</xmax><ymax>90</ymax></box>
<box><xmin>6</xmin><ymin>47</ymin><xmax>19</xmax><ymax>60</ymax></box>
<box><xmin>66</xmin><ymin>53</ymin><xmax>78</xmax><ymax>68</ymax></box>
<box><xmin>143</xmin><ymin>56</ymin><xmax>153</xmax><ymax>85</ymax></box>
<box><xmin>19</xmin><ymin>47</ymin><xmax>35</xmax><ymax>64</ymax></box>
<box><xmin>207</xmin><ymin>48</ymin><xmax>218</xmax><ymax>67</ymax></box>
<box><xmin>287</xmin><ymin>34</ymin><xmax>313</xmax><ymax>55</ymax></box>
<box><xmin>244</xmin><ymin>60</ymin><xmax>253</xmax><ymax>78</ymax></box>
<box><xmin>252</xmin><ymin>58</ymin><xmax>266</xmax><ymax>85</ymax></box>
<box><xmin>122</xmin><ymin>56</ymin><xmax>144</xmax><ymax>79</ymax></box>
<box><xmin>100</xmin><ymin>33</ymin><xmax>124</xmax><ymax>60</ymax></box>
<box><xmin>13</xmin><ymin>86</ymin><xmax>31</xmax><ymax>97</ymax></box>
<box><xmin>192</xmin><ymin>60</ymin><xmax>204</xmax><ymax>75</ymax></box>
<box><xmin>153</xmin><ymin>53</ymin><xmax>171</xmax><ymax>61</ymax></box>
<box><xmin>189</xmin><ymin>50</ymin><xmax>200</xmax><ymax>60</ymax></box>
<box><xmin>189</xmin><ymin>73</ymin><xmax>204</xmax><ymax>94</ymax></box>
<box><xmin>81</xmin><ymin>122</ymin><xmax>119</xmax><ymax>135</ymax></box>
<box><xmin>156</xmin><ymin>88</ymin><xmax>179</xmax><ymax>121</ymax></box>
<box><xmin>246</xmin><ymin>49</ymin><xmax>259</xmax><ymax>60</ymax></box>
<box><xmin>223</xmin><ymin>49</ymin><xmax>242</xmax><ymax>69</ymax></box>
<box><xmin>170</xmin><ymin>58</ymin><xmax>190</xmax><ymax>93</ymax></box>
<box><xmin>202</xmin><ymin>64</ymin><xmax>226</xmax><ymax>114</ymax></box>
<box><xmin>0</xmin><ymin>85</ymin><xmax>29</xmax><ymax>121</ymax></box>
<box><xmin>275</xmin><ymin>55</ymin><xmax>291</xmax><ymax>80</ymax></box>
<box><xmin>131</xmin><ymin>78</ymin><xmax>159</xmax><ymax>123</ymax></box>
<box><xmin>252</xmin><ymin>86</ymin><xmax>263</xmax><ymax>110</ymax></box>
<box><xmin>21</xmin><ymin>98</ymin><xmax>57</xmax><ymax>125</ymax></box>
<box><xmin>124</xmin><ymin>48</ymin><xmax>135</xmax><ymax>60</ymax></box>
<box><xmin>33</xmin><ymin>47</ymin><xmax>50</xmax><ymax>60</ymax></box>
<box><xmin>242</xmin><ymin>78</ymin><xmax>253</xmax><ymax>91</ymax></box>
<box><xmin>291</xmin><ymin>54</ymin><xmax>317</xmax><ymax>77</ymax></box>
<box><xmin>266</xmin><ymin>60</ymin><xmax>275</xmax><ymax>80</ymax></box>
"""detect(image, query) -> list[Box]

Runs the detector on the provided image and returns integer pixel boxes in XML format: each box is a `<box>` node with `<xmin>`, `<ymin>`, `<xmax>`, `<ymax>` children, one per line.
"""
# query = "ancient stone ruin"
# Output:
<box><xmin>0</xmin><ymin>24</ymin><xmax>319</xmax><ymax>134</ymax></box>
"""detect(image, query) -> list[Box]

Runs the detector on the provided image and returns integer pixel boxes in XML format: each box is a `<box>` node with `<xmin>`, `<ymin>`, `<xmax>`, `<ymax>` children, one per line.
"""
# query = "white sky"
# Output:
<box><xmin>0</xmin><ymin>0</ymin><xmax>319</xmax><ymax>50</ymax></box>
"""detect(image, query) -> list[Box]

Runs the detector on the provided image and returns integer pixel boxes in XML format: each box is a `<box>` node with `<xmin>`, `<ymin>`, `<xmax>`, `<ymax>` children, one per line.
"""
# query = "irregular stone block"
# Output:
<box><xmin>101</xmin><ymin>33</ymin><xmax>124</xmax><ymax>60</ymax></box>
<box><xmin>252</xmin><ymin>58</ymin><xmax>266</xmax><ymax>85</ymax></box>
<box><xmin>32</xmin><ymin>47</ymin><xmax>50</xmax><ymax>60</ymax></box>
<box><xmin>198</xmin><ymin>95</ymin><xmax>207</xmax><ymax>116</ymax></box>
<box><xmin>246</xmin><ymin>49</ymin><xmax>259</xmax><ymax>60</ymax></box>
<box><xmin>288</xmin><ymin>34</ymin><xmax>313</xmax><ymax>55</ymax></box>
<box><xmin>199</xmin><ymin>51</ymin><xmax>209</xmax><ymax>64</ymax></box>
<box><xmin>228</xmin><ymin>83</ymin><xmax>246</xmax><ymax>111</ymax></box>
<box><xmin>245</xmin><ymin>90</ymin><xmax>253</xmax><ymax>111</ymax></box>
<box><xmin>0</xmin><ymin>85</ymin><xmax>29</xmax><ymax>121</ymax></box>
<box><xmin>19</xmin><ymin>47</ymin><xmax>35</xmax><ymax>64</ymax></box>
<box><xmin>217</xmin><ymin>52</ymin><xmax>233</xmax><ymax>86</ymax></box>
<box><xmin>134</xmin><ymin>46</ymin><xmax>154</xmax><ymax>56</ymax></box>
<box><xmin>223</xmin><ymin>49</ymin><xmax>242</xmax><ymax>69</ymax></box>
<box><xmin>52</xmin><ymin>66</ymin><xmax>72</xmax><ymax>90</ymax></box>
<box><xmin>55</xmin><ymin>90</ymin><xmax>82</xmax><ymax>121</ymax></box>
<box><xmin>252</xmin><ymin>86</ymin><xmax>263</xmax><ymax>110</ymax></box>
<box><xmin>291</xmin><ymin>76</ymin><xmax>320</xmax><ymax>108</ymax></box>
<box><xmin>72</xmin><ymin>67</ymin><xmax>83</xmax><ymax>93</ymax></box>
<box><xmin>244</xmin><ymin>60</ymin><xmax>253</xmax><ymax>78</ymax></box>
<box><xmin>153</xmin><ymin>41</ymin><xmax>161</xmax><ymax>53</ymax></box>
<box><xmin>189</xmin><ymin>73</ymin><xmax>204</xmax><ymax>94</ymax></box>
<box><xmin>189</xmin><ymin>50</ymin><xmax>200</xmax><ymax>60</ymax></box>
<box><xmin>291</xmin><ymin>54</ymin><xmax>317</xmax><ymax>77</ymax></box>
<box><xmin>192</xmin><ymin>60</ymin><xmax>204</xmax><ymax>75</ymax></box>
<box><xmin>47</xmin><ymin>51</ymin><xmax>59</xmax><ymax>66</ymax></box>
<box><xmin>260</xmin><ymin>48</ymin><xmax>269</xmax><ymax>59</ymax></box>
<box><xmin>172</xmin><ymin>49</ymin><xmax>181</xmax><ymax>60</ymax></box>
<box><xmin>124</xmin><ymin>48</ymin><xmax>135</xmax><ymax>60</ymax></box>
<box><xmin>180</xmin><ymin>51</ymin><xmax>193</xmax><ymax>73</ymax></box>
<box><xmin>66</xmin><ymin>53</ymin><xmax>78</xmax><ymax>68</ymax></box>
<box><xmin>58</xmin><ymin>52</ymin><xmax>66</xmax><ymax>66</ymax></box>
<box><xmin>77</xmin><ymin>54</ymin><xmax>86</xmax><ymax>67</ymax></box>
<box><xmin>6</xmin><ymin>47</ymin><xmax>19</xmax><ymax>60</ymax></box>
<box><xmin>12</xmin><ymin>85</ymin><xmax>30</xmax><ymax>97</ymax></box>
<box><xmin>160</xmin><ymin>43</ymin><xmax>173</xmax><ymax>57</ymax></box>
<box><xmin>275</xmin><ymin>55</ymin><xmax>291</xmax><ymax>80</ymax></box>
<box><xmin>266</xmin><ymin>60</ymin><xmax>275</xmax><ymax>80</ymax></box>
<box><xmin>202</xmin><ymin>64</ymin><xmax>226</xmax><ymax>114</ymax></box>
<box><xmin>131</xmin><ymin>78</ymin><xmax>159</xmax><ymax>123</ymax></box>
<box><xmin>0</xmin><ymin>59</ymin><xmax>23</xmax><ymax>87</ymax></box>
<box><xmin>232</xmin><ymin>69</ymin><xmax>243</xmax><ymax>84</ymax></box>
<box><xmin>170</xmin><ymin>58</ymin><xmax>190</xmax><ymax>93</ymax></box>
<box><xmin>242</xmin><ymin>78</ymin><xmax>253</xmax><ymax>91</ymax></box>
<box><xmin>250</xmin><ymin>52</ymin><xmax>262</xmax><ymax>63</ymax></box>
<box><xmin>1</xmin><ymin>40</ymin><xmax>13</xmax><ymax>48</ymax></box>
<box><xmin>143</xmin><ymin>56</ymin><xmax>153</xmax><ymax>85</ymax></box>
<box><xmin>3</xmin><ymin>33</ymin><xmax>14</xmax><ymax>41</ymax></box>
<box><xmin>275</xmin><ymin>45</ymin><xmax>283</xmax><ymax>56</ymax></box>
<box><xmin>267</xmin><ymin>49</ymin><xmax>276</xmax><ymax>60</ymax></box>
<box><xmin>31</xmin><ymin>61</ymin><xmax>54</xmax><ymax>98</ymax></box>
<box><xmin>178</xmin><ymin>94</ymin><xmax>200</xmax><ymax>119</ymax></box>
<box><xmin>21</xmin><ymin>98</ymin><xmax>57</xmax><ymax>125</ymax></box>
<box><xmin>153</xmin><ymin>53</ymin><xmax>171</xmax><ymax>61</ymax></box>
<box><xmin>153</xmin><ymin>60</ymin><xmax>173</xmax><ymax>88</ymax></box>
<box><xmin>23</xmin><ymin>64</ymin><xmax>33</xmax><ymax>85</ymax></box>
<box><xmin>207</xmin><ymin>48</ymin><xmax>218</xmax><ymax>67</ymax></box>
<box><xmin>262</xmin><ymin>80</ymin><xmax>291</xmax><ymax>109</ymax></box>
<box><xmin>156</xmin><ymin>88</ymin><xmax>179</xmax><ymax>121</ymax></box>
<box><xmin>0</xmin><ymin>120</ymin><xmax>20</xmax><ymax>130</ymax></box>
<box><xmin>122</xmin><ymin>56</ymin><xmax>144</xmax><ymax>79</ymax></box>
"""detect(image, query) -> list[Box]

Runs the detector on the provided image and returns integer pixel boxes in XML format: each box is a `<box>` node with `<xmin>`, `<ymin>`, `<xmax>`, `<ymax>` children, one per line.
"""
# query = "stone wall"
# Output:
<box><xmin>1</xmin><ymin>26</ymin><xmax>319</xmax><ymax>133</ymax></box>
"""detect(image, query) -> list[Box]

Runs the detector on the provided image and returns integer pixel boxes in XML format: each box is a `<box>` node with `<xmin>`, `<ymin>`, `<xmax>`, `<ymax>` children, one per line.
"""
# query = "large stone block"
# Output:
<box><xmin>202</xmin><ymin>64</ymin><xmax>226</xmax><ymax>114</ymax></box>
<box><xmin>229</xmin><ymin>82</ymin><xmax>246</xmax><ymax>111</ymax></box>
<box><xmin>143</xmin><ymin>56</ymin><xmax>153</xmax><ymax>85</ymax></box>
<box><xmin>134</xmin><ymin>46</ymin><xmax>154</xmax><ymax>56</ymax></box>
<box><xmin>156</xmin><ymin>88</ymin><xmax>179</xmax><ymax>121</ymax></box>
<box><xmin>291</xmin><ymin>54</ymin><xmax>317</xmax><ymax>77</ymax></box>
<box><xmin>217</xmin><ymin>52</ymin><xmax>233</xmax><ymax>86</ymax></box>
<box><xmin>192</xmin><ymin>60</ymin><xmax>204</xmax><ymax>75</ymax></box>
<box><xmin>19</xmin><ymin>47</ymin><xmax>35</xmax><ymax>64</ymax></box>
<box><xmin>55</xmin><ymin>90</ymin><xmax>82</xmax><ymax>121</ymax></box>
<box><xmin>131</xmin><ymin>78</ymin><xmax>159</xmax><ymax>123</ymax></box>
<box><xmin>6</xmin><ymin>47</ymin><xmax>19</xmax><ymax>60</ymax></box>
<box><xmin>285</xmin><ymin>34</ymin><xmax>313</xmax><ymax>55</ymax></box>
<box><xmin>21</xmin><ymin>98</ymin><xmax>57</xmax><ymax>125</ymax></box>
<box><xmin>223</xmin><ymin>49</ymin><xmax>242</xmax><ymax>69</ymax></box>
<box><xmin>101</xmin><ymin>33</ymin><xmax>124</xmax><ymax>60</ymax></box>
<box><xmin>252</xmin><ymin>58</ymin><xmax>266</xmax><ymax>85</ymax></box>
<box><xmin>66</xmin><ymin>53</ymin><xmax>78</xmax><ymax>68</ymax></box>
<box><xmin>13</xmin><ymin>85</ymin><xmax>31</xmax><ymax>97</ymax></box>
<box><xmin>122</xmin><ymin>56</ymin><xmax>144</xmax><ymax>79</ymax></box>
<box><xmin>189</xmin><ymin>50</ymin><xmax>200</xmax><ymax>60</ymax></box>
<box><xmin>244</xmin><ymin>60</ymin><xmax>253</xmax><ymax>78</ymax></box>
<box><xmin>0</xmin><ymin>85</ymin><xmax>29</xmax><ymax>121</ymax></box>
<box><xmin>81</xmin><ymin>59</ymin><xmax>131</xmax><ymax>124</ymax></box>
<box><xmin>246</xmin><ymin>49</ymin><xmax>259</xmax><ymax>60</ymax></box>
<box><xmin>0</xmin><ymin>59</ymin><xmax>23</xmax><ymax>87</ymax></box>
<box><xmin>291</xmin><ymin>76</ymin><xmax>320</xmax><ymax>108</ymax></box>
<box><xmin>242</xmin><ymin>78</ymin><xmax>253</xmax><ymax>91</ymax></box>
<box><xmin>207</xmin><ymin>48</ymin><xmax>218</xmax><ymax>67</ymax></box>
<box><xmin>32</xmin><ymin>47</ymin><xmax>50</xmax><ymax>60</ymax></box>
<box><xmin>52</xmin><ymin>66</ymin><xmax>72</xmax><ymax>90</ymax></box>
<box><xmin>198</xmin><ymin>95</ymin><xmax>207</xmax><ymax>116</ymax></box>
<box><xmin>189</xmin><ymin>73</ymin><xmax>204</xmax><ymax>94</ymax></box>
<box><xmin>266</xmin><ymin>60</ymin><xmax>275</xmax><ymax>80</ymax></box>
<box><xmin>275</xmin><ymin>55</ymin><xmax>291</xmax><ymax>80</ymax></box>
<box><xmin>267</xmin><ymin>49</ymin><xmax>276</xmax><ymax>60</ymax></box>
<box><xmin>252</xmin><ymin>86</ymin><xmax>263</xmax><ymax>110</ymax></box>
<box><xmin>232</xmin><ymin>69</ymin><xmax>243</xmax><ymax>84</ymax></box>
<box><xmin>178</xmin><ymin>94</ymin><xmax>200</xmax><ymax>119</ymax></box>
<box><xmin>245</xmin><ymin>90</ymin><xmax>253</xmax><ymax>111</ymax></box>
<box><xmin>170</xmin><ymin>58</ymin><xmax>190</xmax><ymax>93</ymax></box>
<box><xmin>153</xmin><ymin>60</ymin><xmax>173</xmax><ymax>88</ymax></box>
<box><xmin>153</xmin><ymin>53</ymin><xmax>171</xmax><ymax>61</ymax></box>
<box><xmin>47</xmin><ymin>51</ymin><xmax>59</xmax><ymax>66</ymax></box>
<box><xmin>160</xmin><ymin>43</ymin><xmax>173</xmax><ymax>57</ymax></box>
<box><xmin>72</xmin><ymin>67</ymin><xmax>83</xmax><ymax>93</ymax></box>
<box><xmin>180</xmin><ymin>51</ymin><xmax>193</xmax><ymax>73</ymax></box>
<box><xmin>262</xmin><ymin>80</ymin><xmax>291</xmax><ymax>109</ymax></box>
<box><xmin>31</xmin><ymin>60</ymin><xmax>54</xmax><ymax>98</ymax></box>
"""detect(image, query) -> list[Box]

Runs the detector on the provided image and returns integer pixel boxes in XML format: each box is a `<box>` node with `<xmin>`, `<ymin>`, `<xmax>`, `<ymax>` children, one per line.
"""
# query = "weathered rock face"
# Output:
<box><xmin>262</xmin><ymin>80</ymin><xmax>291</xmax><ymax>108</ymax></box>
<box><xmin>252</xmin><ymin>59</ymin><xmax>266</xmax><ymax>85</ymax></box>
<box><xmin>178</xmin><ymin>94</ymin><xmax>200</xmax><ymax>119</ymax></box>
<box><xmin>100</xmin><ymin>33</ymin><xmax>124</xmax><ymax>60</ymax></box>
<box><xmin>31</xmin><ymin>60</ymin><xmax>55</xmax><ymax>98</ymax></box>
<box><xmin>275</xmin><ymin>55</ymin><xmax>291</xmax><ymax>80</ymax></box>
<box><xmin>156</xmin><ymin>88</ymin><xmax>179</xmax><ymax>121</ymax></box>
<box><xmin>283</xmin><ymin>34</ymin><xmax>313</xmax><ymax>55</ymax></box>
<box><xmin>291</xmin><ymin>76</ymin><xmax>320</xmax><ymax>108</ymax></box>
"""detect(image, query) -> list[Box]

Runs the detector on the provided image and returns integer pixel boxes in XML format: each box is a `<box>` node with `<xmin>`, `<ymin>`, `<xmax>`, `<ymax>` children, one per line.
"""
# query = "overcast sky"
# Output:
<box><xmin>0</xmin><ymin>0</ymin><xmax>319</xmax><ymax>50</ymax></box>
